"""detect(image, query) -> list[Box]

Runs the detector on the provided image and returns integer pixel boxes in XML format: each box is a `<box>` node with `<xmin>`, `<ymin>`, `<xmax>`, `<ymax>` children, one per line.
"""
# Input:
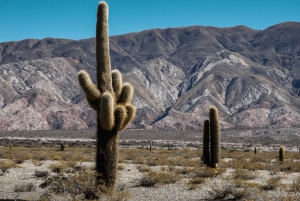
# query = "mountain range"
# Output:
<box><xmin>0</xmin><ymin>21</ymin><xmax>299</xmax><ymax>130</ymax></box>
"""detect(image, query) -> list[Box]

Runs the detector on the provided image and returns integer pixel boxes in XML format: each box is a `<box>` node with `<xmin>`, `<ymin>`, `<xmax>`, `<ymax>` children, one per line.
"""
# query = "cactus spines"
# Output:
<box><xmin>203</xmin><ymin>119</ymin><xmax>210</xmax><ymax>166</ymax></box>
<box><xmin>279</xmin><ymin>146</ymin><xmax>285</xmax><ymax>163</ymax></box>
<box><xmin>78</xmin><ymin>1</ymin><xmax>136</xmax><ymax>188</ymax></box>
<box><xmin>210</xmin><ymin>106</ymin><xmax>220</xmax><ymax>168</ymax></box>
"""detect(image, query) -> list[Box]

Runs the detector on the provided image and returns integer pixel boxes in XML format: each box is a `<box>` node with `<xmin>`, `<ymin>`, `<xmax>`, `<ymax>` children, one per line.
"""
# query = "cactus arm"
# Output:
<box><xmin>78</xmin><ymin>70</ymin><xmax>101</xmax><ymax>101</ymax></box>
<box><xmin>96</xmin><ymin>2</ymin><xmax>113</xmax><ymax>94</ymax></box>
<box><xmin>118</xmin><ymin>83</ymin><xmax>134</xmax><ymax>105</ymax></box>
<box><xmin>114</xmin><ymin>105</ymin><xmax>126</xmax><ymax>131</ymax></box>
<box><xmin>112</xmin><ymin>70</ymin><xmax>123</xmax><ymax>99</ymax></box>
<box><xmin>120</xmin><ymin>104</ymin><xmax>136</xmax><ymax>130</ymax></box>
<box><xmin>100</xmin><ymin>92</ymin><xmax>115</xmax><ymax>130</ymax></box>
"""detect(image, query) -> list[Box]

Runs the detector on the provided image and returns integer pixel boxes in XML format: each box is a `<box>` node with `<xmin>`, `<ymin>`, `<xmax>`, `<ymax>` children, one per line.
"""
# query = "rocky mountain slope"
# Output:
<box><xmin>0</xmin><ymin>22</ymin><xmax>300</xmax><ymax>130</ymax></box>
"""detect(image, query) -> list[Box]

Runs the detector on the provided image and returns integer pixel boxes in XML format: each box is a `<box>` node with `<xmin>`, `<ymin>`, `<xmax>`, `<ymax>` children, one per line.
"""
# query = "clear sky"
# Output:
<box><xmin>0</xmin><ymin>0</ymin><xmax>299</xmax><ymax>43</ymax></box>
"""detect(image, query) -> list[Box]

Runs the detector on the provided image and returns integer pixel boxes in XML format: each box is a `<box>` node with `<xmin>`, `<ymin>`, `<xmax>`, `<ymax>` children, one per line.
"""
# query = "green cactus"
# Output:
<box><xmin>202</xmin><ymin>119</ymin><xmax>210</xmax><ymax>166</ymax></box>
<box><xmin>210</xmin><ymin>106</ymin><xmax>220</xmax><ymax>168</ymax></box>
<box><xmin>78</xmin><ymin>1</ymin><xmax>136</xmax><ymax>188</ymax></box>
<box><xmin>279</xmin><ymin>146</ymin><xmax>285</xmax><ymax>164</ymax></box>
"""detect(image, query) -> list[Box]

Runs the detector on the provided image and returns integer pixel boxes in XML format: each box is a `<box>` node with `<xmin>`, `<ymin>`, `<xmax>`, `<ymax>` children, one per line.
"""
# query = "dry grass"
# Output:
<box><xmin>1</xmin><ymin>145</ymin><xmax>300</xmax><ymax>200</ymax></box>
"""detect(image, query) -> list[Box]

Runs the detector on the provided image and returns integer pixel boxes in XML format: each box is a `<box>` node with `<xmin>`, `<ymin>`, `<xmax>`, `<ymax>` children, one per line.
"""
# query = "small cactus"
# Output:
<box><xmin>60</xmin><ymin>144</ymin><xmax>65</xmax><ymax>151</ymax></box>
<box><xmin>254</xmin><ymin>147</ymin><xmax>257</xmax><ymax>154</ymax></box>
<box><xmin>210</xmin><ymin>106</ymin><xmax>220</xmax><ymax>168</ymax></box>
<box><xmin>202</xmin><ymin>107</ymin><xmax>221</xmax><ymax>168</ymax></box>
<box><xmin>202</xmin><ymin>119</ymin><xmax>210</xmax><ymax>166</ymax></box>
<box><xmin>279</xmin><ymin>146</ymin><xmax>285</xmax><ymax>164</ymax></box>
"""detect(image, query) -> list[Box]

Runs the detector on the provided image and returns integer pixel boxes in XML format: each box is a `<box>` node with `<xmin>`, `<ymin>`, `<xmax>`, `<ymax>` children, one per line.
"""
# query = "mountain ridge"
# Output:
<box><xmin>0</xmin><ymin>21</ymin><xmax>300</xmax><ymax>130</ymax></box>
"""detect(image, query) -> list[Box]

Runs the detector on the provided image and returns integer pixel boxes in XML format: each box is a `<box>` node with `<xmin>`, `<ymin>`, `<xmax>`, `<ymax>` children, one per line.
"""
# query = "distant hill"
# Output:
<box><xmin>0</xmin><ymin>21</ymin><xmax>300</xmax><ymax>130</ymax></box>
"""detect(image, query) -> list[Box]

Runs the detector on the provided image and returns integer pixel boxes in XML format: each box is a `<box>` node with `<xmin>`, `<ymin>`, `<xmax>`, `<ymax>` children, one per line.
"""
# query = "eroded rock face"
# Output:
<box><xmin>0</xmin><ymin>22</ymin><xmax>300</xmax><ymax>130</ymax></box>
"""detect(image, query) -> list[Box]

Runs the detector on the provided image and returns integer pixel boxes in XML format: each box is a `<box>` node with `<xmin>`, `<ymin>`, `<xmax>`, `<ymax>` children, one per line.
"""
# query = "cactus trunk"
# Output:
<box><xmin>96</xmin><ymin>128</ymin><xmax>118</xmax><ymax>187</ymax></box>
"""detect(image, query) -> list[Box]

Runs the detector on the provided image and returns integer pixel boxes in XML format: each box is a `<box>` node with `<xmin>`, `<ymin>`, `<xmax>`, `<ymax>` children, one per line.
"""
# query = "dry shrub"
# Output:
<box><xmin>204</xmin><ymin>181</ymin><xmax>250</xmax><ymax>200</ymax></box>
<box><xmin>52</xmin><ymin>156</ymin><xmax>62</xmax><ymax>161</ymax></box>
<box><xmin>14</xmin><ymin>153</ymin><xmax>30</xmax><ymax>164</ymax></box>
<box><xmin>187</xmin><ymin>176</ymin><xmax>205</xmax><ymax>190</ymax></box>
<box><xmin>138</xmin><ymin>171</ymin><xmax>180</xmax><ymax>187</ymax></box>
<box><xmin>14</xmin><ymin>182</ymin><xmax>36</xmax><ymax>192</ymax></box>
<box><xmin>233</xmin><ymin>169</ymin><xmax>257</xmax><ymax>180</ymax></box>
<box><xmin>0</xmin><ymin>160</ymin><xmax>17</xmax><ymax>172</ymax></box>
<box><xmin>32</xmin><ymin>159</ymin><xmax>43</xmax><ymax>166</ymax></box>
<box><xmin>289</xmin><ymin>176</ymin><xmax>300</xmax><ymax>192</ymax></box>
<box><xmin>193</xmin><ymin>167</ymin><xmax>218</xmax><ymax>178</ymax></box>
<box><xmin>188</xmin><ymin>177</ymin><xmax>205</xmax><ymax>185</ymax></box>
<box><xmin>49</xmin><ymin>162</ymin><xmax>67</xmax><ymax>174</ymax></box>
<box><xmin>64</xmin><ymin>160</ymin><xmax>77</xmax><ymax>169</ymax></box>
<box><xmin>280</xmin><ymin>161</ymin><xmax>300</xmax><ymax>173</ymax></box>
<box><xmin>118</xmin><ymin>164</ymin><xmax>125</xmax><ymax>170</ymax></box>
<box><xmin>40</xmin><ymin>171</ymin><xmax>132</xmax><ymax>200</ymax></box>
<box><xmin>175</xmin><ymin>167</ymin><xmax>195</xmax><ymax>175</ymax></box>
<box><xmin>137</xmin><ymin>165</ymin><xmax>151</xmax><ymax>173</ymax></box>
<box><xmin>260</xmin><ymin>177</ymin><xmax>282</xmax><ymax>191</ymax></box>
<box><xmin>33</xmin><ymin>170</ymin><xmax>49</xmax><ymax>178</ymax></box>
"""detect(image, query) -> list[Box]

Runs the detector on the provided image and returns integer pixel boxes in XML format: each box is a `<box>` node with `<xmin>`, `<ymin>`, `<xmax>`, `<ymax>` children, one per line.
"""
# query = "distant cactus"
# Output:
<box><xmin>150</xmin><ymin>141</ymin><xmax>152</xmax><ymax>151</ymax></box>
<box><xmin>203</xmin><ymin>119</ymin><xmax>210</xmax><ymax>166</ymax></box>
<box><xmin>78</xmin><ymin>1</ymin><xmax>135</xmax><ymax>188</ymax></box>
<box><xmin>202</xmin><ymin>107</ymin><xmax>221</xmax><ymax>168</ymax></box>
<box><xmin>279</xmin><ymin>146</ymin><xmax>285</xmax><ymax>164</ymax></box>
<box><xmin>210</xmin><ymin>106</ymin><xmax>220</xmax><ymax>168</ymax></box>
<box><xmin>254</xmin><ymin>147</ymin><xmax>257</xmax><ymax>154</ymax></box>
<box><xmin>60</xmin><ymin>144</ymin><xmax>65</xmax><ymax>151</ymax></box>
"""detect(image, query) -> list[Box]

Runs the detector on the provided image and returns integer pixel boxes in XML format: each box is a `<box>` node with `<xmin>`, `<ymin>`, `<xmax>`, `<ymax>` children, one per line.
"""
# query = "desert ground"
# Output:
<box><xmin>0</xmin><ymin>127</ymin><xmax>300</xmax><ymax>200</ymax></box>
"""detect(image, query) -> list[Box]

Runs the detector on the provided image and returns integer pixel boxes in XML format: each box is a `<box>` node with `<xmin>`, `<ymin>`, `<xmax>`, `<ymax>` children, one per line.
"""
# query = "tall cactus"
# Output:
<box><xmin>203</xmin><ymin>119</ymin><xmax>210</xmax><ymax>166</ymax></box>
<box><xmin>210</xmin><ymin>106</ymin><xmax>220</xmax><ymax>168</ymax></box>
<box><xmin>279</xmin><ymin>146</ymin><xmax>285</xmax><ymax>164</ymax></box>
<box><xmin>78</xmin><ymin>1</ymin><xmax>135</xmax><ymax>188</ymax></box>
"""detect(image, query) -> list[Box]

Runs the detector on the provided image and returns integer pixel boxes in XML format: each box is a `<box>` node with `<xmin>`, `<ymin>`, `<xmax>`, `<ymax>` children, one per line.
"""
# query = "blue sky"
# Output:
<box><xmin>0</xmin><ymin>0</ymin><xmax>299</xmax><ymax>43</ymax></box>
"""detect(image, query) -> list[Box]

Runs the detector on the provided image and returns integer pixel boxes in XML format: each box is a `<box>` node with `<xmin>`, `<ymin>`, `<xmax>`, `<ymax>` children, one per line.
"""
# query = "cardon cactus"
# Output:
<box><xmin>279</xmin><ymin>146</ymin><xmax>285</xmax><ymax>164</ymax></box>
<box><xmin>210</xmin><ymin>106</ymin><xmax>220</xmax><ymax>168</ymax></box>
<box><xmin>203</xmin><ymin>119</ymin><xmax>210</xmax><ymax>166</ymax></box>
<box><xmin>78</xmin><ymin>1</ymin><xmax>135</xmax><ymax>188</ymax></box>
